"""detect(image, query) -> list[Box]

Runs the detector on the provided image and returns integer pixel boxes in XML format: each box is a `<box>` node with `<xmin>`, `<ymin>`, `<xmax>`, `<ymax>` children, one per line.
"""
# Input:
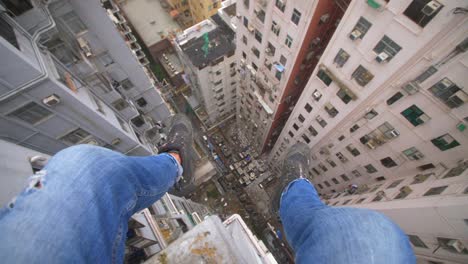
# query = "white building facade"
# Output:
<box><xmin>175</xmin><ymin>1</ymin><xmax>238</xmax><ymax>129</ymax></box>
<box><xmin>0</xmin><ymin>0</ymin><xmax>171</xmax><ymax>157</ymax></box>
<box><xmin>270</xmin><ymin>0</ymin><xmax>468</xmax><ymax>195</ymax></box>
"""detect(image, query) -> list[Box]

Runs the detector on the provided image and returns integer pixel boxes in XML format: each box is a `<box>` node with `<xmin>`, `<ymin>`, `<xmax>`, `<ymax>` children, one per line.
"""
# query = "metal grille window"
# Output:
<box><xmin>334</xmin><ymin>49</ymin><xmax>350</xmax><ymax>67</ymax></box>
<box><xmin>431</xmin><ymin>134</ymin><xmax>460</xmax><ymax>151</ymax></box>
<box><xmin>304</xmin><ymin>103</ymin><xmax>313</xmax><ymax>113</ymax></box>
<box><xmin>316</xmin><ymin>115</ymin><xmax>327</xmax><ymax>128</ymax></box>
<box><xmin>352</xmin><ymin>170</ymin><xmax>361</xmax><ymax>177</ymax></box>
<box><xmin>404</xmin><ymin>0</ymin><xmax>443</xmax><ymax>28</ymax></box>
<box><xmin>251</xmin><ymin>46</ymin><xmax>260</xmax><ymax>58</ymax></box>
<box><xmin>288</xmin><ymin>131</ymin><xmax>294</xmax><ymax>138</ymax></box>
<box><xmin>298</xmin><ymin>114</ymin><xmax>305</xmax><ymax>123</ymax></box>
<box><xmin>280</xmin><ymin>55</ymin><xmax>287</xmax><ymax>66</ymax></box>
<box><xmin>302</xmin><ymin>134</ymin><xmax>311</xmax><ymax>144</ymax></box>
<box><xmin>436</xmin><ymin>237</ymin><xmax>468</xmax><ymax>255</ymax></box>
<box><xmin>308</xmin><ymin>126</ymin><xmax>318</xmax><ymax>136</ymax></box>
<box><xmin>291</xmin><ymin>9</ymin><xmax>301</xmax><ymax>25</ymax></box>
<box><xmin>293</xmin><ymin>123</ymin><xmax>299</xmax><ymax>131</ymax></box>
<box><xmin>416</xmin><ymin>66</ymin><xmax>438</xmax><ymax>83</ymax></box>
<box><xmin>424</xmin><ymin>186</ymin><xmax>448</xmax><ymax>196</ymax></box>
<box><xmin>373</xmin><ymin>35</ymin><xmax>402</xmax><ymax>61</ymax></box>
<box><xmin>365</xmin><ymin>164</ymin><xmax>378</xmax><ymax>173</ymax></box>
<box><xmin>271</xmin><ymin>21</ymin><xmax>280</xmax><ymax>36</ymax></box>
<box><xmin>403</xmin><ymin>147</ymin><xmax>425</xmax><ymax>160</ymax></box>
<box><xmin>267</xmin><ymin>42</ymin><xmax>276</xmax><ymax>56</ymax></box>
<box><xmin>429</xmin><ymin>78</ymin><xmax>466</xmax><ymax>108</ymax></box>
<box><xmin>401</xmin><ymin>105</ymin><xmax>429</xmax><ymax>126</ymax></box>
<box><xmin>324</xmin><ymin>181</ymin><xmax>331</xmax><ymax>187</ymax></box>
<box><xmin>338</xmin><ymin>135</ymin><xmax>345</xmax><ymax>141</ymax></box>
<box><xmin>324</xmin><ymin>103</ymin><xmax>339</xmax><ymax>118</ymax></box>
<box><xmin>60</xmin><ymin>128</ymin><xmax>91</xmax><ymax>145</ymax></box>
<box><xmin>254</xmin><ymin>29</ymin><xmax>262</xmax><ymax>43</ymax></box>
<box><xmin>381</xmin><ymin>157</ymin><xmax>398</xmax><ymax>168</ymax></box>
<box><xmin>319</xmin><ymin>163</ymin><xmax>328</xmax><ymax>172</ymax></box>
<box><xmin>340</xmin><ymin>174</ymin><xmax>350</xmax><ymax>181</ymax></box>
<box><xmin>285</xmin><ymin>35</ymin><xmax>293</xmax><ymax>48</ymax></box>
<box><xmin>121</xmin><ymin>79</ymin><xmax>134</xmax><ymax>90</ymax></box>
<box><xmin>256</xmin><ymin>9</ymin><xmax>266</xmax><ymax>23</ymax></box>
<box><xmin>387</xmin><ymin>92</ymin><xmax>404</xmax><ymax>105</ymax></box>
<box><xmin>331</xmin><ymin>178</ymin><xmax>339</xmax><ymax>184</ymax></box>
<box><xmin>8</xmin><ymin>102</ymin><xmax>53</xmax><ymax>125</ymax></box>
<box><xmin>317</xmin><ymin>69</ymin><xmax>332</xmax><ymax>86</ymax></box>
<box><xmin>243</xmin><ymin>17</ymin><xmax>249</xmax><ymax>27</ymax></box>
<box><xmin>275</xmin><ymin>0</ymin><xmax>286</xmax><ymax>12</ymax></box>
<box><xmin>351</xmin><ymin>17</ymin><xmax>372</xmax><ymax>39</ymax></box>
<box><xmin>408</xmin><ymin>235</ymin><xmax>428</xmax><ymax>248</ymax></box>
<box><xmin>346</xmin><ymin>144</ymin><xmax>361</xmax><ymax>157</ymax></box>
<box><xmin>337</xmin><ymin>88</ymin><xmax>352</xmax><ymax>104</ymax></box>
<box><xmin>387</xmin><ymin>179</ymin><xmax>404</xmax><ymax>189</ymax></box>
<box><xmin>327</xmin><ymin>158</ymin><xmax>337</xmax><ymax>167</ymax></box>
<box><xmin>242</xmin><ymin>35</ymin><xmax>247</xmax><ymax>44</ymax></box>
<box><xmin>352</xmin><ymin>65</ymin><xmax>374</xmax><ymax>86</ymax></box>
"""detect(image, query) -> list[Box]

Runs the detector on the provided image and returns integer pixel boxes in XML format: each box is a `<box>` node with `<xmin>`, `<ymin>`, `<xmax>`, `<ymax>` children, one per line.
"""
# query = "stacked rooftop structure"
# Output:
<box><xmin>0</xmin><ymin>0</ymin><xmax>171</xmax><ymax>156</ymax></box>
<box><xmin>236</xmin><ymin>0</ymin><xmax>349</xmax><ymax>154</ymax></box>
<box><xmin>174</xmin><ymin>0</ymin><xmax>237</xmax><ymax>129</ymax></box>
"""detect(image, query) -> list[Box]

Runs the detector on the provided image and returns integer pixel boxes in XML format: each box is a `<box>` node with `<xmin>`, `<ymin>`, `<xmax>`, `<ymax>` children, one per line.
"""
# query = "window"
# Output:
<box><xmin>280</xmin><ymin>55</ymin><xmax>287</xmax><ymax>66</ymax></box>
<box><xmin>275</xmin><ymin>69</ymin><xmax>282</xmax><ymax>81</ymax></box>
<box><xmin>395</xmin><ymin>186</ymin><xmax>412</xmax><ymax>199</ymax></box>
<box><xmin>298</xmin><ymin>114</ymin><xmax>305</xmax><ymax>123</ymax></box>
<box><xmin>334</xmin><ymin>49</ymin><xmax>350</xmax><ymax>67</ymax></box>
<box><xmin>331</xmin><ymin>178</ymin><xmax>339</xmax><ymax>184</ymax></box>
<box><xmin>404</xmin><ymin>0</ymin><xmax>443</xmax><ymax>28</ymax></box>
<box><xmin>292</xmin><ymin>123</ymin><xmax>299</xmax><ymax>131</ymax></box>
<box><xmin>275</xmin><ymin>0</ymin><xmax>285</xmax><ymax>12</ymax></box>
<box><xmin>365</xmin><ymin>164</ymin><xmax>378</xmax><ymax>173</ymax></box>
<box><xmin>319</xmin><ymin>163</ymin><xmax>328</xmax><ymax>172</ymax></box>
<box><xmin>343</xmin><ymin>199</ymin><xmax>352</xmax><ymax>205</ymax></box>
<box><xmin>416</xmin><ymin>66</ymin><xmax>438</xmax><ymax>83</ymax></box>
<box><xmin>352</xmin><ymin>170</ymin><xmax>361</xmax><ymax>177</ymax></box>
<box><xmin>402</xmin><ymin>105</ymin><xmax>430</xmax><ymax>126</ymax></box>
<box><xmin>291</xmin><ymin>9</ymin><xmax>301</xmax><ymax>25</ymax></box>
<box><xmin>431</xmin><ymin>134</ymin><xmax>460</xmax><ymax>151</ymax></box>
<box><xmin>112</xmin><ymin>99</ymin><xmax>129</xmax><ymax>111</ymax></box>
<box><xmin>266</xmin><ymin>42</ymin><xmax>276</xmax><ymax>56</ymax></box>
<box><xmin>351</xmin><ymin>17</ymin><xmax>372</xmax><ymax>39</ymax></box>
<box><xmin>350</xmin><ymin>124</ymin><xmax>360</xmax><ymax>133</ymax></box>
<box><xmin>336</xmin><ymin>152</ymin><xmax>348</xmax><ymax>163</ymax></box>
<box><xmin>437</xmin><ymin>237</ymin><xmax>468</xmax><ymax>255</ymax></box>
<box><xmin>337</xmin><ymin>89</ymin><xmax>352</xmax><ymax>104</ymax></box>
<box><xmin>364</xmin><ymin>109</ymin><xmax>378</xmax><ymax>120</ymax></box>
<box><xmin>302</xmin><ymin>134</ymin><xmax>311</xmax><ymax>144</ymax></box>
<box><xmin>381</xmin><ymin>157</ymin><xmax>398</xmax><ymax>168</ymax></box>
<box><xmin>285</xmin><ymin>35</ymin><xmax>293</xmax><ymax>48</ymax></box>
<box><xmin>403</xmin><ymin>147</ymin><xmax>425</xmax><ymax>160</ymax></box>
<box><xmin>373</xmin><ymin>35</ymin><xmax>402</xmax><ymax>61</ymax></box>
<box><xmin>60</xmin><ymin>128</ymin><xmax>91</xmax><ymax>145</ymax></box>
<box><xmin>242</xmin><ymin>35</ymin><xmax>247</xmax><ymax>45</ymax></box>
<box><xmin>8</xmin><ymin>102</ymin><xmax>53</xmax><ymax>125</ymax></box>
<box><xmin>340</xmin><ymin>174</ymin><xmax>350</xmax><ymax>181</ymax></box>
<box><xmin>317</xmin><ymin>69</ymin><xmax>332</xmax><ymax>86</ymax></box>
<box><xmin>312</xmin><ymin>89</ymin><xmax>322</xmax><ymax>101</ymax></box>
<box><xmin>312</xmin><ymin>167</ymin><xmax>320</xmax><ymax>175</ymax></box>
<box><xmin>252</xmin><ymin>46</ymin><xmax>260</xmax><ymax>58</ymax></box>
<box><xmin>324</xmin><ymin>181</ymin><xmax>331</xmax><ymax>187</ymax></box>
<box><xmin>387</xmin><ymin>179</ymin><xmax>404</xmax><ymax>189</ymax></box>
<box><xmin>324</xmin><ymin>103</ymin><xmax>339</xmax><ymax>118</ymax></box>
<box><xmin>308</xmin><ymin>126</ymin><xmax>318</xmax><ymax>136</ymax></box>
<box><xmin>346</xmin><ymin>144</ymin><xmax>361</xmax><ymax>157</ymax></box>
<box><xmin>254</xmin><ymin>29</ymin><xmax>263</xmax><ymax>43</ymax></box>
<box><xmin>317</xmin><ymin>184</ymin><xmax>323</xmax><ymax>189</ymax></box>
<box><xmin>316</xmin><ymin>116</ymin><xmax>327</xmax><ymax>128</ymax></box>
<box><xmin>120</xmin><ymin>79</ymin><xmax>134</xmax><ymax>90</ymax></box>
<box><xmin>356</xmin><ymin>198</ymin><xmax>366</xmax><ymax>204</ymax></box>
<box><xmin>387</xmin><ymin>92</ymin><xmax>404</xmax><ymax>105</ymax></box>
<box><xmin>338</xmin><ymin>135</ymin><xmax>345</xmax><ymax>141</ymax></box>
<box><xmin>424</xmin><ymin>186</ymin><xmax>448</xmax><ymax>196</ymax></box>
<box><xmin>429</xmin><ymin>78</ymin><xmax>466</xmax><ymax>108</ymax></box>
<box><xmin>214</xmin><ymin>80</ymin><xmax>222</xmax><ymax>86</ymax></box>
<box><xmin>131</xmin><ymin>116</ymin><xmax>145</xmax><ymax>127</ymax></box>
<box><xmin>304</xmin><ymin>103</ymin><xmax>313</xmax><ymax>113</ymax></box>
<box><xmin>271</xmin><ymin>21</ymin><xmax>280</xmax><ymax>36</ymax></box>
<box><xmin>418</xmin><ymin>163</ymin><xmax>436</xmax><ymax>171</ymax></box>
<box><xmin>288</xmin><ymin>131</ymin><xmax>294</xmax><ymax>137</ymax></box>
<box><xmin>256</xmin><ymin>9</ymin><xmax>266</xmax><ymax>23</ymax></box>
<box><xmin>242</xmin><ymin>51</ymin><xmax>247</xmax><ymax>59</ymax></box>
<box><xmin>352</xmin><ymin>65</ymin><xmax>374</xmax><ymax>86</ymax></box>
<box><xmin>326</xmin><ymin>158</ymin><xmax>336</xmax><ymax>168</ymax></box>
<box><xmin>243</xmin><ymin>17</ymin><xmax>249</xmax><ymax>27</ymax></box>
<box><xmin>136</xmin><ymin>97</ymin><xmax>148</xmax><ymax>107</ymax></box>
<box><xmin>408</xmin><ymin>235</ymin><xmax>428</xmax><ymax>248</ymax></box>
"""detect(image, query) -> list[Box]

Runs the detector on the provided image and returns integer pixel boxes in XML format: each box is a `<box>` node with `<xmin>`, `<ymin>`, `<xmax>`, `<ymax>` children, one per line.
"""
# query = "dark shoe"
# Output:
<box><xmin>271</xmin><ymin>142</ymin><xmax>311</xmax><ymax>213</ymax></box>
<box><xmin>158</xmin><ymin>114</ymin><xmax>194</xmax><ymax>194</ymax></box>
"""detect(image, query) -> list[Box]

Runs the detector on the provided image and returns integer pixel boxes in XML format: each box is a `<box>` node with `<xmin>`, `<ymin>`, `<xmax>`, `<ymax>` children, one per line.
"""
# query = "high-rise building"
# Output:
<box><xmin>174</xmin><ymin>0</ymin><xmax>237</xmax><ymax>129</ymax></box>
<box><xmin>188</xmin><ymin>0</ymin><xmax>223</xmax><ymax>24</ymax></box>
<box><xmin>236</xmin><ymin>0</ymin><xmax>349</xmax><ymax>154</ymax></box>
<box><xmin>269</xmin><ymin>0</ymin><xmax>468</xmax><ymax>194</ymax></box>
<box><xmin>325</xmin><ymin>161</ymin><xmax>468</xmax><ymax>264</ymax></box>
<box><xmin>164</xmin><ymin>0</ymin><xmax>194</xmax><ymax>27</ymax></box>
<box><xmin>0</xmin><ymin>0</ymin><xmax>171</xmax><ymax>157</ymax></box>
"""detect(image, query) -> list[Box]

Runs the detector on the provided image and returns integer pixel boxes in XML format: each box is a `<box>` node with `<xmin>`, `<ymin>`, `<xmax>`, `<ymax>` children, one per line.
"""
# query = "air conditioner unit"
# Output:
<box><xmin>366</xmin><ymin>141</ymin><xmax>377</xmax><ymax>150</ymax></box>
<box><xmin>400</xmin><ymin>186</ymin><xmax>412</xmax><ymax>194</ymax></box>
<box><xmin>376</xmin><ymin>52</ymin><xmax>390</xmax><ymax>63</ymax></box>
<box><xmin>422</xmin><ymin>1</ymin><xmax>442</xmax><ymax>16</ymax></box>
<box><xmin>349</xmin><ymin>29</ymin><xmax>362</xmax><ymax>40</ymax></box>
<box><xmin>248</xmin><ymin>25</ymin><xmax>255</xmax><ymax>33</ymax></box>
<box><xmin>387</xmin><ymin>129</ymin><xmax>400</xmax><ymax>138</ymax></box>
<box><xmin>312</xmin><ymin>90</ymin><xmax>322</xmax><ymax>100</ymax></box>
<box><xmin>447</xmin><ymin>239</ymin><xmax>465</xmax><ymax>253</ymax></box>
<box><xmin>403</xmin><ymin>81</ymin><xmax>420</xmax><ymax>95</ymax></box>
<box><xmin>42</xmin><ymin>94</ymin><xmax>61</xmax><ymax>106</ymax></box>
<box><xmin>418</xmin><ymin>113</ymin><xmax>431</xmax><ymax>123</ymax></box>
<box><xmin>440</xmin><ymin>78</ymin><xmax>453</xmax><ymax>89</ymax></box>
<box><xmin>450</xmin><ymin>90</ymin><xmax>468</xmax><ymax>103</ymax></box>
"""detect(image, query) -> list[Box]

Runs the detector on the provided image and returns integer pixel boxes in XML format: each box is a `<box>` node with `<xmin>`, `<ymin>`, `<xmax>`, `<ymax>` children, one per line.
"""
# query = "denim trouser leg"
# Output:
<box><xmin>279</xmin><ymin>179</ymin><xmax>415</xmax><ymax>264</ymax></box>
<box><xmin>0</xmin><ymin>145</ymin><xmax>180</xmax><ymax>264</ymax></box>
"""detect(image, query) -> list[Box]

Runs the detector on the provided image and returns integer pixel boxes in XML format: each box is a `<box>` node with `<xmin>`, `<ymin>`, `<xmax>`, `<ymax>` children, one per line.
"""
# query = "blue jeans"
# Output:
<box><xmin>0</xmin><ymin>145</ymin><xmax>181</xmax><ymax>263</ymax></box>
<box><xmin>280</xmin><ymin>178</ymin><xmax>416</xmax><ymax>263</ymax></box>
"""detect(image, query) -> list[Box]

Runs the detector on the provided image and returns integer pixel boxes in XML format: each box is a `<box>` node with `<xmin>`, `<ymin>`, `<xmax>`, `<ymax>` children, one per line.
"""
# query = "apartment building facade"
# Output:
<box><xmin>270</xmin><ymin>0</ymin><xmax>468</xmax><ymax>194</ymax></box>
<box><xmin>0</xmin><ymin>0</ymin><xmax>171</xmax><ymax>157</ymax></box>
<box><xmin>236</xmin><ymin>0</ymin><xmax>349</xmax><ymax>154</ymax></box>
<box><xmin>325</xmin><ymin>161</ymin><xmax>468</xmax><ymax>264</ymax></box>
<box><xmin>175</xmin><ymin>0</ymin><xmax>238</xmax><ymax>128</ymax></box>
<box><xmin>188</xmin><ymin>0</ymin><xmax>223</xmax><ymax>24</ymax></box>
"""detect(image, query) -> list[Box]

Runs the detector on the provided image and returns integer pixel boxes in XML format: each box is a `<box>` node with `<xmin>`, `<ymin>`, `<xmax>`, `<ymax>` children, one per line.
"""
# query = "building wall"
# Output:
<box><xmin>270</xmin><ymin>0</ymin><xmax>468</xmax><ymax>194</ymax></box>
<box><xmin>188</xmin><ymin>0</ymin><xmax>222</xmax><ymax>24</ymax></box>
<box><xmin>325</xmin><ymin>163</ymin><xmax>468</xmax><ymax>264</ymax></box>
<box><xmin>236</xmin><ymin>0</ymin><xmax>348</xmax><ymax>154</ymax></box>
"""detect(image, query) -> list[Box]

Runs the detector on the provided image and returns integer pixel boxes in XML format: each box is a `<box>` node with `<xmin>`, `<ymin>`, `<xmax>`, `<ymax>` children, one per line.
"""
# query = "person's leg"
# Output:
<box><xmin>279</xmin><ymin>178</ymin><xmax>415</xmax><ymax>264</ymax></box>
<box><xmin>0</xmin><ymin>145</ymin><xmax>181</xmax><ymax>264</ymax></box>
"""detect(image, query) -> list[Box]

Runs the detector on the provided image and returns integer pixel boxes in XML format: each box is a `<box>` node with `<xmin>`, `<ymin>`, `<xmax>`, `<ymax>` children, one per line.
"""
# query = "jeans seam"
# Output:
<box><xmin>112</xmin><ymin>196</ymin><xmax>137</xmax><ymax>263</ymax></box>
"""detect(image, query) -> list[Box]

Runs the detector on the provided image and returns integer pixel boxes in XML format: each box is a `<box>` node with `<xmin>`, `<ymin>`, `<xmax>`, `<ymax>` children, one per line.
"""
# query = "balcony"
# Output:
<box><xmin>124</xmin><ymin>33</ymin><xmax>137</xmax><ymax>43</ymax></box>
<box><xmin>139</xmin><ymin>57</ymin><xmax>150</xmax><ymax>66</ymax></box>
